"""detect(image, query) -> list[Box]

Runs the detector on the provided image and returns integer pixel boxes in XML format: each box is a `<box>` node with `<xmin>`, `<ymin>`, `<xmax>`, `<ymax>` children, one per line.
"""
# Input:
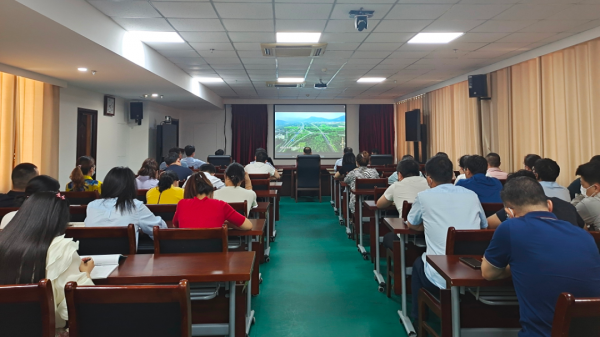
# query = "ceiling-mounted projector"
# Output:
<box><xmin>314</xmin><ymin>81</ymin><xmax>327</xmax><ymax>89</ymax></box>
<box><xmin>349</xmin><ymin>8</ymin><xmax>374</xmax><ymax>32</ymax></box>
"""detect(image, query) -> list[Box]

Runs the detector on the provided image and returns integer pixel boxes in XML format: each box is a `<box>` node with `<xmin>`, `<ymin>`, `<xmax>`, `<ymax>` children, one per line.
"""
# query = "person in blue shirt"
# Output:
<box><xmin>180</xmin><ymin>145</ymin><xmax>206</xmax><ymax>169</ymax></box>
<box><xmin>164</xmin><ymin>152</ymin><xmax>194</xmax><ymax>181</ymax></box>
<box><xmin>159</xmin><ymin>148</ymin><xmax>188</xmax><ymax>170</ymax></box>
<box><xmin>456</xmin><ymin>155</ymin><xmax>503</xmax><ymax>203</ymax></box>
<box><xmin>482</xmin><ymin>176</ymin><xmax>600</xmax><ymax>337</ymax></box>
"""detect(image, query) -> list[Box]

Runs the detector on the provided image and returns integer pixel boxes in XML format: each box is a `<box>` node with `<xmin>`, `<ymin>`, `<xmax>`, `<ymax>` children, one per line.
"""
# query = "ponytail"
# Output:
<box><xmin>225</xmin><ymin>163</ymin><xmax>245</xmax><ymax>187</ymax></box>
<box><xmin>70</xmin><ymin>156</ymin><xmax>95</xmax><ymax>190</ymax></box>
<box><xmin>157</xmin><ymin>171</ymin><xmax>178</xmax><ymax>193</ymax></box>
<box><xmin>184</xmin><ymin>172</ymin><xmax>214</xmax><ymax>199</ymax></box>
<box><xmin>70</xmin><ymin>167</ymin><xmax>85</xmax><ymax>191</ymax></box>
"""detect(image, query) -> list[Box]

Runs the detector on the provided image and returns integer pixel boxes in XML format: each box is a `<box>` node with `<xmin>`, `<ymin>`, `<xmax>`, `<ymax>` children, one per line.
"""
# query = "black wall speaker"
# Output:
<box><xmin>468</xmin><ymin>74</ymin><xmax>488</xmax><ymax>98</ymax></box>
<box><xmin>130</xmin><ymin>102</ymin><xmax>143</xmax><ymax>120</ymax></box>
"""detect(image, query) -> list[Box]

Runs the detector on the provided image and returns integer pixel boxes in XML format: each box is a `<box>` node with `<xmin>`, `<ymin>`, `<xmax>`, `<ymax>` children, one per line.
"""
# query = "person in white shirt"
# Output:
<box><xmin>199</xmin><ymin>163</ymin><xmax>225</xmax><ymax>190</ymax></box>
<box><xmin>245</xmin><ymin>151</ymin><xmax>280</xmax><ymax>180</ymax></box>
<box><xmin>485</xmin><ymin>153</ymin><xmax>508</xmax><ymax>180</ymax></box>
<box><xmin>334</xmin><ymin>147</ymin><xmax>353</xmax><ymax>172</ymax></box>
<box><xmin>84</xmin><ymin>167</ymin><xmax>167</xmax><ymax>244</ymax></box>
<box><xmin>136</xmin><ymin>158</ymin><xmax>159</xmax><ymax>189</ymax></box>
<box><xmin>454</xmin><ymin>154</ymin><xmax>469</xmax><ymax>185</ymax></box>
<box><xmin>248</xmin><ymin>148</ymin><xmax>275</xmax><ymax>168</ymax></box>
<box><xmin>180</xmin><ymin>145</ymin><xmax>206</xmax><ymax>169</ymax></box>
<box><xmin>534</xmin><ymin>158</ymin><xmax>570</xmax><ymax>202</ymax></box>
<box><xmin>214</xmin><ymin>163</ymin><xmax>257</xmax><ymax>215</ymax></box>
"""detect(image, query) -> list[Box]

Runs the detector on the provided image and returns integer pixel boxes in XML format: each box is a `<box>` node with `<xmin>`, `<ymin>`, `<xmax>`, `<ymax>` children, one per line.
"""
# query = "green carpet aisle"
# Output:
<box><xmin>250</xmin><ymin>196</ymin><xmax>408</xmax><ymax>337</ymax></box>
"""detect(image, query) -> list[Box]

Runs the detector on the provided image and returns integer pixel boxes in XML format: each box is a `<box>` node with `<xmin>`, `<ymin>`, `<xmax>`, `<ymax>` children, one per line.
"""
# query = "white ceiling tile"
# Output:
<box><xmin>237</xmin><ymin>50</ymin><xmax>264</xmax><ymax>58</ymax></box>
<box><xmin>233</xmin><ymin>43</ymin><xmax>261</xmax><ymax>50</ymax></box>
<box><xmin>159</xmin><ymin>50</ymin><xmax>199</xmax><ymax>57</ymax></box>
<box><xmin>88</xmin><ymin>1</ymin><xmax>161</xmax><ymax>18</ymax></box>
<box><xmin>364</xmin><ymin>33</ymin><xmax>414</xmax><ymax>42</ymax></box>
<box><xmin>492</xmin><ymin>4</ymin><xmax>569</xmax><ymax>21</ymax></box>
<box><xmin>330</xmin><ymin>4</ymin><xmax>394</xmax><ymax>20</ymax></box>
<box><xmin>152</xmin><ymin>2</ymin><xmax>218</xmax><ymax>18</ymax></box>
<box><xmin>245</xmin><ymin>64</ymin><xmax>275</xmax><ymax>69</ymax></box>
<box><xmin>566</xmin><ymin>19</ymin><xmax>600</xmax><ymax>33</ymax></box>
<box><xmin>346</xmin><ymin>58</ymin><xmax>381</xmax><ymax>64</ymax></box>
<box><xmin>463</xmin><ymin>50</ymin><xmax>510</xmax><ymax>58</ymax></box>
<box><xmin>211</xmin><ymin>64</ymin><xmax>246</xmax><ymax>69</ymax></box>
<box><xmin>470</xmin><ymin>20</ymin><xmax>537</xmax><ymax>32</ymax></box>
<box><xmin>351</xmin><ymin>51</ymin><xmax>392</xmax><ymax>58</ymax></box>
<box><xmin>276</xmin><ymin>20</ymin><xmax>328</xmax><ymax>32</ymax></box>
<box><xmin>275</xmin><ymin>4</ymin><xmax>333</xmax><ymax>20</ymax></box>
<box><xmin>422</xmin><ymin>20</ymin><xmax>485</xmax><ymax>32</ymax></box>
<box><xmin>228</xmin><ymin>32</ymin><xmax>276</xmax><ymax>42</ymax></box>
<box><xmin>388</xmin><ymin>51</ymin><xmax>430</xmax><ymax>58</ymax></box>
<box><xmin>424</xmin><ymin>49</ymin><xmax>469</xmax><ymax>58</ymax></box>
<box><xmin>437</xmin><ymin>41</ymin><xmax>488</xmax><ymax>51</ymax></box>
<box><xmin>547</xmin><ymin>5</ymin><xmax>600</xmax><ymax>20</ymax></box>
<box><xmin>321</xmin><ymin>51</ymin><xmax>354</xmax><ymax>58</ymax></box>
<box><xmin>458</xmin><ymin>32</ymin><xmax>509</xmax><ymax>42</ymax></box>
<box><xmin>397</xmin><ymin>43</ymin><xmax>441</xmax><ymax>51</ymax></box>
<box><xmin>326</xmin><ymin>43</ymin><xmax>361</xmax><ymax>51</ymax></box>
<box><xmin>438</xmin><ymin>4</ymin><xmax>512</xmax><ymax>20</ymax></box>
<box><xmin>476</xmin><ymin>42</ymin><xmax>530</xmax><ymax>51</ymax></box>
<box><xmin>387</xmin><ymin>4</ymin><xmax>453</xmax><ymax>20</ymax></box>
<box><xmin>197</xmin><ymin>50</ymin><xmax>239</xmax><ymax>58</ymax></box>
<box><xmin>379</xmin><ymin>58</ymin><xmax>417</xmax><ymax>65</ymax></box>
<box><xmin>458</xmin><ymin>0</ymin><xmax>518</xmax><ymax>3</ymax></box>
<box><xmin>321</xmin><ymin>33</ymin><xmax>367</xmax><ymax>43</ymax></box>
<box><xmin>241</xmin><ymin>58</ymin><xmax>275</xmax><ymax>64</ymax></box>
<box><xmin>324</xmin><ymin>20</ymin><xmax>380</xmax><ymax>33</ymax></box>
<box><xmin>373</xmin><ymin>20</ymin><xmax>433</xmax><ymax>32</ymax></box>
<box><xmin>168</xmin><ymin>57</ymin><xmax>206</xmax><ymax>65</ymax></box>
<box><xmin>214</xmin><ymin>3</ymin><xmax>273</xmax><ymax>19</ymax></box>
<box><xmin>179</xmin><ymin>32</ymin><xmax>230</xmax><ymax>42</ymax></box>
<box><xmin>112</xmin><ymin>18</ymin><xmax>174</xmax><ymax>31</ymax></box>
<box><xmin>357</xmin><ymin>42</ymin><xmax>402</xmax><ymax>51</ymax></box>
<box><xmin>169</xmin><ymin>19</ymin><xmax>225</xmax><ymax>31</ymax></box>
<box><xmin>144</xmin><ymin>41</ymin><xmax>192</xmax><ymax>50</ymax></box>
<box><xmin>519</xmin><ymin>20</ymin><xmax>589</xmax><ymax>33</ymax></box>
<box><xmin>204</xmin><ymin>57</ymin><xmax>242</xmax><ymax>64</ymax></box>
<box><xmin>222</xmin><ymin>19</ymin><xmax>274</xmax><ymax>32</ymax></box>
<box><xmin>189</xmin><ymin>42</ymin><xmax>234</xmax><ymax>51</ymax></box>
<box><xmin>496</xmin><ymin>32</ymin><xmax>556</xmax><ymax>43</ymax></box>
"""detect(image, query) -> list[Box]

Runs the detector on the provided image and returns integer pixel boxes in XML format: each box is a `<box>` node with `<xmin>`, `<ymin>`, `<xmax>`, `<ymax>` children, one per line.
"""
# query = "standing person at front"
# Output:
<box><xmin>482</xmin><ymin>177</ymin><xmax>600</xmax><ymax>337</ymax></box>
<box><xmin>344</xmin><ymin>152</ymin><xmax>380</xmax><ymax>214</ymax></box>
<box><xmin>407</xmin><ymin>155</ymin><xmax>488</xmax><ymax>321</ymax></box>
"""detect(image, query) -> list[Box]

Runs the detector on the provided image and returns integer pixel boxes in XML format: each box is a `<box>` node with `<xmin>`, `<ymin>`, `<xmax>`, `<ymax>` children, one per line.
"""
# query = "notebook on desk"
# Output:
<box><xmin>81</xmin><ymin>254</ymin><xmax>126</xmax><ymax>279</ymax></box>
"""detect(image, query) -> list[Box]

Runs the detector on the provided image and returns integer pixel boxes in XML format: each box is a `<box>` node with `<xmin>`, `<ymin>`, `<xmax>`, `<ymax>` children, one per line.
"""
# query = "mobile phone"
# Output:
<box><xmin>459</xmin><ymin>257</ymin><xmax>482</xmax><ymax>269</ymax></box>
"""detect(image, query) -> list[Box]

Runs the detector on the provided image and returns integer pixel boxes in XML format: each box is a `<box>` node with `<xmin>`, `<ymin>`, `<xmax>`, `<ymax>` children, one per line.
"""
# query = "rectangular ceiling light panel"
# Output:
<box><xmin>408</xmin><ymin>33</ymin><xmax>463</xmax><ymax>44</ymax></box>
<box><xmin>357</xmin><ymin>77</ymin><xmax>386</xmax><ymax>83</ymax></box>
<box><xmin>276</xmin><ymin>32</ymin><xmax>321</xmax><ymax>43</ymax></box>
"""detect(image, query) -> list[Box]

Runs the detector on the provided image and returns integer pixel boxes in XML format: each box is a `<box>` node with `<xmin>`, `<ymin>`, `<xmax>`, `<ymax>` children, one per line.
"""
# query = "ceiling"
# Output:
<box><xmin>86</xmin><ymin>0</ymin><xmax>600</xmax><ymax>100</ymax></box>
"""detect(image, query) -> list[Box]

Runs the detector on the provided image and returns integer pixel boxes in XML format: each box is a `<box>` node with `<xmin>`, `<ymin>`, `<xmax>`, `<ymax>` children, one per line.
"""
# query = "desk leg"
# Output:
<box><xmin>397</xmin><ymin>233</ymin><xmax>416</xmax><ymax>337</ymax></box>
<box><xmin>345</xmin><ymin>188</ymin><xmax>351</xmax><ymax>238</ymax></box>
<box><xmin>246</xmin><ymin>238</ymin><xmax>255</xmax><ymax>335</ymax></box>
<box><xmin>373</xmin><ymin>210</ymin><xmax>385</xmax><ymax>291</ymax></box>
<box><xmin>264</xmin><ymin>210</ymin><xmax>270</xmax><ymax>262</ymax></box>
<box><xmin>271</xmin><ymin>197</ymin><xmax>277</xmax><ymax>241</ymax></box>
<box><xmin>330</xmin><ymin>175</ymin><xmax>335</xmax><ymax>206</ymax></box>
<box><xmin>357</xmin><ymin>195</ymin><xmax>367</xmax><ymax>259</ymax></box>
<box><xmin>229</xmin><ymin>281</ymin><xmax>236</xmax><ymax>337</ymax></box>
<box><xmin>451</xmin><ymin>286</ymin><xmax>460</xmax><ymax>337</ymax></box>
<box><xmin>337</xmin><ymin>182</ymin><xmax>344</xmax><ymax>224</ymax></box>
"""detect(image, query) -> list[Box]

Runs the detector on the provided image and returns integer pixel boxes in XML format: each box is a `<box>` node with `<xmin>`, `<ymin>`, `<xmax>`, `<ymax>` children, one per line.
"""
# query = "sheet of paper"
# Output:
<box><xmin>81</xmin><ymin>254</ymin><xmax>121</xmax><ymax>266</ymax></box>
<box><xmin>89</xmin><ymin>264</ymin><xmax>119</xmax><ymax>279</ymax></box>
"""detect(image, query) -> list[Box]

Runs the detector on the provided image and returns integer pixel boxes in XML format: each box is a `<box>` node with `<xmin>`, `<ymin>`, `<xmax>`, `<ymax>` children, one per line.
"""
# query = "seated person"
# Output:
<box><xmin>408</xmin><ymin>155</ymin><xmax>487</xmax><ymax>321</ymax></box>
<box><xmin>249</xmin><ymin>148</ymin><xmax>275</xmax><ymax>168</ymax></box>
<box><xmin>0</xmin><ymin>163</ymin><xmax>38</xmax><ymax>207</ymax></box>
<box><xmin>0</xmin><ymin>175</ymin><xmax>61</xmax><ymax>229</ymax></box>
<box><xmin>454</xmin><ymin>155</ymin><xmax>469</xmax><ymax>185</ymax></box>
<box><xmin>146</xmin><ymin>171</ymin><xmax>184</xmax><ymax>205</ymax></box>
<box><xmin>435</xmin><ymin>152</ymin><xmax>449</xmax><ymax>158</ymax></box>
<box><xmin>0</xmin><ymin>192</ymin><xmax>95</xmax><ymax>333</ymax></box>
<box><xmin>215</xmin><ymin>149</ymin><xmax>224</xmax><ymax>156</ymax></box>
<box><xmin>485</xmin><ymin>152</ymin><xmax>508</xmax><ymax>180</ymax></box>
<box><xmin>199</xmin><ymin>163</ymin><xmax>225</xmax><ymax>190</ymax></box>
<box><xmin>180</xmin><ymin>145</ymin><xmax>206</xmax><ymax>169</ymax></box>
<box><xmin>164</xmin><ymin>152</ymin><xmax>194</xmax><ymax>181</ymax></box>
<box><xmin>136</xmin><ymin>158</ymin><xmax>159</xmax><ymax>189</ymax></box>
<box><xmin>487</xmin><ymin>170</ymin><xmax>584</xmax><ymax>228</ymax></box>
<box><xmin>571</xmin><ymin>161</ymin><xmax>600</xmax><ymax>230</ymax></box>
<box><xmin>388</xmin><ymin>155</ymin><xmax>424</xmax><ymax>184</ymax></box>
<box><xmin>371</xmin><ymin>148</ymin><xmax>379</xmax><ymax>155</ymax></box>
<box><xmin>66</xmin><ymin>156</ymin><xmax>102</xmax><ymax>193</ymax></box>
<box><xmin>245</xmin><ymin>151</ymin><xmax>280</xmax><ymax>180</ymax></box>
<box><xmin>334</xmin><ymin>147</ymin><xmax>353</xmax><ymax>172</ymax></box>
<box><xmin>456</xmin><ymin>155</ymin><xmax>503</xmax><ymax>203</ymax></box>
<box><xmin>85</xmin><ymin>167</ymin><xmax>167</xmax><ymax>240</ymax></box>
<box><xmin>159</xmin><ymin>147</ymin><xmax>188</xmax><ymax>170</ymax></box>
<box><xmin>534</xmin><ymin>158</ymin><xmax>570</xmax><ymax>202</ymax></box>
<box><xmin>378</xmin><ymin>159</ymin><xmax>430</xmax><ymax>251</ymax></box>
<box><xmin>523</xmin><ymin>153</ymin><xmax>541</xmax><ymax>171</ymax></box>
<box><xmin>174</xmin><ymin>172</ymin><xmax>252</xmax><ymax>230</ymax></box>
<box><xmin>567</xmin><ymin>155</ymin><xmax>600</xmax><ymax>200</ymax></box>
<box><xmin>344</xmin><ymin>152</ymin><xmax>380</xmax><ymax>214</ymax></box>
<box><xmin>334</xmin><ymin>152</ymin><xmax>356</xmax><ymax>178</ymax></box>
<box><xmin>482</xmin><ymin>177</ymin><xmax>600</xmax><ymax>337</ymax></box>
<box><xmin>214</xmin><ymin>163</ymin><xmax>257</xmax><ymax>215</ymax></box>
<box><xmin>303</xmin><ymin>147</ymin><xmax>312</xmax><ymax>155</ymax></box>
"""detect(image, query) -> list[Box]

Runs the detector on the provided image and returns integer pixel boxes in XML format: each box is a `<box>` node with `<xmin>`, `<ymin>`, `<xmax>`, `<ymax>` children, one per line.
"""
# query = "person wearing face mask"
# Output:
<box><xmin>482</xmin><ymin>177</ymin><xmax>600</xmax><ymax>337</ymax></box>
<box><xmin>571</xmin><ymin>161</ymin><xmax>600</xmax><ymax>230</ymax></box>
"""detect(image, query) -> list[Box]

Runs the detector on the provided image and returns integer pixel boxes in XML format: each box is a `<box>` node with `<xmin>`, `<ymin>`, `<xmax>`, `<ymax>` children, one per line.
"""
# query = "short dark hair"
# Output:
<box><xmin>465</xmin><ymin>155</ymin><xmax>488</xmax><ymax>175</ymax></box>
<box><xmin>255</xmin><ymin>148</ymin><xmax>267</xmax><ymax>155</ymax></box>
<box><xmin>401</xmin><ymin>154</ymin><xmax>414</xmax><ymax>161</ymax></box>
<box><xmin>458</xmin><ymin>155</ymin><xmax>470</xmax><ymax>169</ymax></box>
<box><xmin>101</xmin><ymin>167</ymin><xmax>137</xmax><ymax>214</ymax></box>
<box><xmin>184</xmin><ymin>172</ymin><xmax>213</xmax><ymax>198</ymax></box>
<box><xmin>343</xmin><ymin>147</ymin><xmax>353</xmax><ymax>154</ymax></box>
<box><xmin>215</xmin><ymin>149</ymin><xmax>224</xmax><ymax>155</ymax></box>
<box><xmin>303</xmin><ymin>147</ymin><xmax>312</xmax><ymax>154</ymax></box>
<box><xmin>225</xmin><ymin>163</ymin><xmax>245</xmax><ymax>186</ymax></box>
<box><xmin>371</xmin><ymin>148</ymin><xmax>379</xmax><ymax>154</ymax></box>
<box><xmin>435</xmin><ymin>152</ymin><xmax>449</xmax><ymax>158</ymax></box>
<box><xmin>590</xmin><ymin>155</ymin><xmax>600</xmax><ymax>164</ymax></box>
<box><xmin>256</xmin><ymin>151</ymin><xmax>268</xmax><ymax>163</ymax></box>
<box><xmin>534</xmin><ymin>158</ymin><xmax>560</xmax><ymax>182</ymax></box>
<box><xmin>199</xmin><ymin>163</ymin><xmax>216</xmax><ymax>174</ymax></box>
<box><xmin>425</xmin><ymin>156</ymin><xmax>453</xmax><ymax>184</ymax></box>
<box><xmin>157</xmin><ymin>171</ymin><xmax>179</xmax><ymax>193</ymax></box>
<box><xmin>506</xmin><ymin>169</ymin><xmax>536</xmax><ymax>182</ymax></box>
<box><xmin>184</xmin><ymin>145</ymin><xmax>195</xmax><ymax>157</ymax></box>
<box><xmin>501</xmin><ymin>176</ymin><xmax>548</xmax><ymax>209</ymax></box>
<box><xmin>165</xmin><ymin>152</ymin><xmax>180</xmax><ymax>166</ymax></box>
<box><xmin>168</xmin><ymin>147</ymin><xmax>181</xmax><ymax>155</ymax></box>
<box><xmin>397</xmin><ymin>159</ymin><xmax>420</xmax><ymax>178</ymax></box>
<box><xmin>11</xmin><ymin>163</ymin><xmax>38</xmax><ymax>190</ymax></box>
<box><xmin>486</xmin><ymin>153</ymin><xmax>501</xmax><ymax>168</ymax></box>
<box><xmin>576</xmin><ymin>162</ymin><xmax>600</xmax><ymax>186</ymax></box>
<box><xmin>524</xmin><ymin>154</ymin><xmax>541</xmax><ymax>169</ymax></box>
<box><xmin>15</xmin><ymin>175</ymin><xmax>61</xmax><ymax>207</ymax></box>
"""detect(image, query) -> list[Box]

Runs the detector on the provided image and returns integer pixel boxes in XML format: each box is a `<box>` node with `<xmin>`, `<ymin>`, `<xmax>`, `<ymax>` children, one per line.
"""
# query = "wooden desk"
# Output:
<box><xmin>230</xmin><ymin>219</ymin><xmax>265</xmax><ymax>296</ymax></box>
<box><xmin>351</xmin><ymin>188</ymin><xmax>377</xmax><ymax>259</ymax></box>
<box><xmin>255</xmin><ymin>190</ymin><xmax>278</xmax><ymax>241</ymax></box>
<box><xmin>101</xmin><ymin>252</ymin><xmax>254</xmax><ymax>337</ymax></box>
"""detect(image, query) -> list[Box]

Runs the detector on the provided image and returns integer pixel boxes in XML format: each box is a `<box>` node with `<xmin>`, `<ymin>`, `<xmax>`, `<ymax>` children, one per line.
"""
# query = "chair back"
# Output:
<box><xmin>65</xmin><ymin>280</ymin><xmax>191</xmax><ymax>337</ymax></box>
<box><xmin>370</xmin><ymin>154</ymin><xmax>394</xmax><ymax>166</ymax></box>
<box><xmin>248</xmin><ymin>173</ymin><xmax>270</xmax><ymax>180</ymax></box>
<box><xmin>374</xmin><ymin>187</ymin><xmax>387</xmax><ymax>200</ymax></box>
<box><xmin>65</xmin><ymin>224</ymin><xmax>136</xmax><ymax>255</ymax></box>
<box><xmin>153</xmin><ymin>226</ymin><xmax>228</xmax><ymax>254</ymax></box>
<box><xmin>0</xmin><ymin>207</ymin><xmax>19</xmax><ymax>223</ymax></box>
<box><xmin>481</xmin><ymin>202</ymin><xmax>504</xmax><ymax>217</ymax></box>
<box><xmin>215</xmin><ymin>173</ymin><xmax>225</xmax><ymax>181</ymax></box>
<box><xmin>589</xmin><ymin>231</ymin><xmax>600</xmax><ymax>254</ymax></box>
<box><xmin>296</xmin><ymin>155</ymin><xmax>321</xmax><ymax>188</ymax></box>
<box><xmin>69</xmin><ymin>205</ymin><xmax>87</xmax><ymax>222</ymax></box>
<box><xmin>401</xmin><ymin>201</ymin><xmax>412</xmax><ymax>220</ymax></box>
<box><xmin>228</xmin><ymin>201</ymin><xmax>248</xmax><ymax>217</ymax></box>
<box><xmin>207</xmin><ymin>155</ymin><xmax>232</xmax><ymax>167</ymax></box>
<box><xmin>250</xmin><ymin>179</ymin><xmax>270</xmax><ymax>191</ymax></box>
<box><xmin>0</xmin><ymin>279</ymin><xmax>55</xmax><ymax>337</ymax></box>
<box><xmin>146</xmin><ymin>204</ymin><xmax>177</xmax><ymax>222</ymax></box>
<box><xmin>445</xmin><ymin>227</ymin><xmax>495</xmax><ymax>255</ymax></box>
<box><xmin>136</xmin><ymin>189</ymin><xmax>148</xmax><ymax>204</ymax></box>
<box><xmin>355</xmin><ymin>178</ymin><xmax>388</xmax><ymax>191</ymax></box>
<box><xmin>551</xmin><ymin>292</ymin><xmax>600</xmax><ymax>337</ymax></box>
<box><xmin>63</xmin><ymin>191</ymin><xmax>99</xmax><ymax>205</ymax></box>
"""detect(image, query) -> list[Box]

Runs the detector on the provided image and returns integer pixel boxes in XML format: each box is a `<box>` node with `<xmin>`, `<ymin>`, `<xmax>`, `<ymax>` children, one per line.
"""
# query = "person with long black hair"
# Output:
<box><xmin>66</xmin><ymin>156</ymin><xmax>101</xmax><ymax>193</ymax></box>
<box><xmin>0</xmin><ymin>192</ymin><xmax>95</xmax><ymax>332</ymax></box>
<box><xmin>146</xmin><ymin>170</ymin><xmax>184</xmax><ymax>205</ymax></box>
<box><xmin>0</xmin><ymin>175</ymin><xmax>61</xmax><ymax>229</ymax></box>
<box><xmin>214</xmin><ymin>163</ymin><xmax>257</xmax><ymax>215</ymax></box>
<box><xmin>85</xmin><ymin>167</ymin><xmax>166</xmax><ymax>240</ymax></box>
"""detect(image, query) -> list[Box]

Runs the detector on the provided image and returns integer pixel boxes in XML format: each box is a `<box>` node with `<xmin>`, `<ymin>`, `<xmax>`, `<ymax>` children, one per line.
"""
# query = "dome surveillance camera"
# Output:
<box><xmin>355</xmin><ymin>15</ymin><xmax>368</xmax><ymax>32</ymax></box>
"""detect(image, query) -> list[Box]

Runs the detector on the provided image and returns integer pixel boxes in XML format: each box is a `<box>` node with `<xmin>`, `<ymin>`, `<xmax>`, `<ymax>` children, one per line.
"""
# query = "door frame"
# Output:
<box><xmin>76</xmin><ymin>108</ymin><xmax>98</xmax><ymax>164</ymax></box>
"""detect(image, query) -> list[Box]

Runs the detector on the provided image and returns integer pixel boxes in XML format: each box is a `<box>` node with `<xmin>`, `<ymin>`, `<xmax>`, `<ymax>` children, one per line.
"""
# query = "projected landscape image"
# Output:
<box><xmin>275</xmin><ymin>112</ymin><xmax>346</xmax><ymax>157</ymax></box>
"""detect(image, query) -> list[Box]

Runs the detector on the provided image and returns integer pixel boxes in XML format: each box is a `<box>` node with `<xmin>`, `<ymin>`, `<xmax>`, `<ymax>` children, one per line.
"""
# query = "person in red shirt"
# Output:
<box><xmin>173</xmin><ymin>172</ymin><xmax>252</xmax><ymax>230</ymax></box>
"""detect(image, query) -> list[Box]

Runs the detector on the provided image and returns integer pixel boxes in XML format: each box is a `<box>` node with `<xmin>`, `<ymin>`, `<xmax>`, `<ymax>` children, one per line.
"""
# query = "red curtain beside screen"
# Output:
<box><xmin>231</xmin><ymin>104</ymin><xmax>268</xmax><ymax>165</ymax></box>
<box><xmin>359</xmin><ymin>104</ymin><xmax>395</xmax><ymax>155</ymax></box>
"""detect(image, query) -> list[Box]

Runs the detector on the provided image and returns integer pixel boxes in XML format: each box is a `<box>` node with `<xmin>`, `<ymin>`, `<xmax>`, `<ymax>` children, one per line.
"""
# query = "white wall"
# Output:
<box><xmin>179</xmin><ymin>107</ymin><xmax>230</xmax><ymax>162</ymax></box>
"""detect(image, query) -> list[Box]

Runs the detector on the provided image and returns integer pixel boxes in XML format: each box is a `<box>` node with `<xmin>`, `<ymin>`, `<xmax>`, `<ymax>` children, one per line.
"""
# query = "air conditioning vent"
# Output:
<box><xmin>266</xmin><ymin>81</ymin><xmax>305</xmax><ymax>88</ymax></box>
<box><xmin>261</xmin><ymin>43</ymin><xmax>327</xmax><ymax>57</ymax></box>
